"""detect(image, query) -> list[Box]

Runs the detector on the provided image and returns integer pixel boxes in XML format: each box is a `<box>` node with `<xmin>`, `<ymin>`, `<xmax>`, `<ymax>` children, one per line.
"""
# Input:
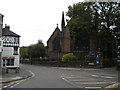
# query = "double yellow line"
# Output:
<box><xmin>100</xmin><ymin>83</ymin><xmax>120</xmax><ymax>90</ymax></box>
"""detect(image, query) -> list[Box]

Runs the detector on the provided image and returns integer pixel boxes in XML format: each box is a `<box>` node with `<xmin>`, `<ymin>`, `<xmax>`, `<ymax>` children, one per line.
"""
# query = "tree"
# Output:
<box><xmin>20</xmin><ymin>46</ymin><xmax>28</xmax><ymax>59</ymax></box>
<box><xmin>91</xmin><ymin>2</ymin><xmax>120</xmax><ymax>58</ymax></box>
<box><xmin>66</xmin><ymin>2</ymin><xmax>120</xmax><ymax>59</ymax></box>
<box><xmin>28</xmin><ymin>40</ymin><xmax>46</xmax><ymax>59</ymax></box>
<box><xmin>67</xmin><ymin>2</ymin><xmax>97</xmax><ymax>52</ymax></box>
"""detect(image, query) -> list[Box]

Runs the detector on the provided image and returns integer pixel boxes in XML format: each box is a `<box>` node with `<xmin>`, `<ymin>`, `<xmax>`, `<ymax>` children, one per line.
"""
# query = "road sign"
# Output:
<box><xmin>89</xmin><ymin>51</ymin><xmax>95</xmax><ymax>56</ymax></box>
<box><xmin>96</xmin><ymin>55</ymin><xmax>100</xmax><ymax>65</ymax></box>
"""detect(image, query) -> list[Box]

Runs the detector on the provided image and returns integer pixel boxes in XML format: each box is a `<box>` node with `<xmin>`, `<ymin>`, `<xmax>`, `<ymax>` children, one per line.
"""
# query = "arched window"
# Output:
<box><xmin>52</xmin><ymin>37</ymin><xmax>61</xmax><ymax>52</ymax></box>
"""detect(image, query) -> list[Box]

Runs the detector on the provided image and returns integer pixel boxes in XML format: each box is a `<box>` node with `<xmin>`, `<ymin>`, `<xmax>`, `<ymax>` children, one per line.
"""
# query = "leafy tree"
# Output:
<box><xmin>28</xmin><ymin>44</ymin><xmax>35</xmax><ymax>58</ymax></box>
<box><xmin>28</xmin><ymin>41</ymin><xmax>46</xmax><ymax>59</ymax></box>
<box><xmin>66</xmin><ymin>2</ymin><xmax>120</xmax><ymax>59</ymax></box>
<box><xmin>67</xmin><ymin>2</ymin><xmax>98</xmax><ymax>52</ymax></box>
<box><xmin>20</xmin><ymin>46</ymin><xmax>28</xmax><ymax>59</ymax></box>
<box><xmin>92</xmin><ymin>2</ymin><xmax>120</xmax><ymax>58</ymax></box>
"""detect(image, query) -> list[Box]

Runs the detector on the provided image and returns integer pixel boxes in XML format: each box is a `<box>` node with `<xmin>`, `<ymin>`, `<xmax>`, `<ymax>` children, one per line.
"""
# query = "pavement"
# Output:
<box><xmin>0</xmin><ymin>67</ymin><xmax>32</xmax><ymax>84</ymax></box>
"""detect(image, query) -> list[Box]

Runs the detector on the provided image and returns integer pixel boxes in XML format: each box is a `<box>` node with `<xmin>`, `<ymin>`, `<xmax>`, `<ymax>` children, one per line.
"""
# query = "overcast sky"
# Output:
<box><xmin>0</xmin><ymin>0</ymin><xmax>82</xmax><ymax>46</ymax></box>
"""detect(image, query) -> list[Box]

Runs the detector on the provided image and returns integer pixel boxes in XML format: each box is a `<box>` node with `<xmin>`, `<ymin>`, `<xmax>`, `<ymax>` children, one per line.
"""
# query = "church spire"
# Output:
<box><xmin>61</xmin><ymin>11</ymin><xmax>65</xmax><ymax>29</ymax></box>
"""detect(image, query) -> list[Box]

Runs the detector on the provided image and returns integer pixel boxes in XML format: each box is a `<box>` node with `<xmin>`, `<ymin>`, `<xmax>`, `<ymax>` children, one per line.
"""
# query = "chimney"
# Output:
<box><xmin>5</xmin><ymin>24</ymin><xmax>10</xmax><ymax>30</ymax></box>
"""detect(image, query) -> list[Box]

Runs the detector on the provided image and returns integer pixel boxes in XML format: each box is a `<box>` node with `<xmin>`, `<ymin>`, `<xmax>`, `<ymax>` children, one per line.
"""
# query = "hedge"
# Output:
<box><xmin>62</xmin><ymin>53</ymin><xmax>77</xmax><ymax>62</ymax></box>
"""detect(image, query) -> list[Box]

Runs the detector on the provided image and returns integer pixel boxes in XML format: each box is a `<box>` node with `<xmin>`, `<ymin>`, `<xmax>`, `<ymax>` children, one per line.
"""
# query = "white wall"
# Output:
<box><xmin>2</xmin><ymin>47</ymin><xmax>20</xmax><ymax>67</ymax></box>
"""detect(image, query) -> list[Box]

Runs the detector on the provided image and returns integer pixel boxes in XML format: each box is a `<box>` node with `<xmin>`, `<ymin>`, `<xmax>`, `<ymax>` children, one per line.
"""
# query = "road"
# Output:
<box><xmin>3</xmin><ymin>64</ymin><xmax>119</xmax><ymax>89</ymax></box>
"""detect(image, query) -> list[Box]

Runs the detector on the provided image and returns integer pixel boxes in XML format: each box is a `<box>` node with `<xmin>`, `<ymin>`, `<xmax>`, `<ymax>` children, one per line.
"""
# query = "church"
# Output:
<box><xmin>47</xmin><ymin>12</ymin><xmax>71</xmax><ymax>60</ymax></box>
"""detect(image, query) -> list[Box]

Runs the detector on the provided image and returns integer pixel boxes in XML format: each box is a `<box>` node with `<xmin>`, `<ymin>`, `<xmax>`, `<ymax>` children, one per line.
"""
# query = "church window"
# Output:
<box><xmin>52</xmin><ymin>37</ymin><xmax>61</xmax><ymax>52</ymax></box>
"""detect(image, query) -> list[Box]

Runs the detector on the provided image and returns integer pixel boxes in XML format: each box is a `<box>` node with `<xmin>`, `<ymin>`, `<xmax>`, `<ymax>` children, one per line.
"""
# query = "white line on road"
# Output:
<box><xmin>85</xmin><ymin>87</ymin><xmax>101</xmax><ymax>89</ymax></box>
<box><xmin>92</xmin><ymin>75</ymin><xmax>114</xmax><ymax>78</ymax></box>
<box><xmin>3</xmin><ymin>85</ymin><xmax>8</xmax><ymax>88</ymax></box>
<box><xmin>10</xmin><ymin>82</ymin><xmax>20</xmax><ymax>88</ymax></box>
<box><xmin>61</xmin><ymin>77</ymin><xmax>80</xmax><ymax>88</ymax></box>
<box><xmin>75</xmin><ymin>81</ymin><xmax>108</xmax><ymax>85</ymax></box>
<box><xmin>2</xmin><ymin>82</ymin><xmax>20</xmax><ymax>88</ymax></box>
<box><xmin>92</xmin><ymin>75</ymin><xmax>99</xmax><ymax>77</ymax></box>
<box><xmin>101</xmin><ymin>76</ymin><xmax>114</xmax><ymax>78</ymax></box>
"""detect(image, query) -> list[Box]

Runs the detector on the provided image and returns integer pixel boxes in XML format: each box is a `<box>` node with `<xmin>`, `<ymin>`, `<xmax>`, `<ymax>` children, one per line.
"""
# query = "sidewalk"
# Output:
<box><xmin>0</xmin><ymin>68</ymin><xmax>32</xmax><ymax>84</ymax></box>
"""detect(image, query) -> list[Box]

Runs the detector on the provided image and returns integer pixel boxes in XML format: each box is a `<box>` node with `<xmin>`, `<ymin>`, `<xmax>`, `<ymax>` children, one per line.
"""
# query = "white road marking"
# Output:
<box><xmin>92</xmin><ymin>75</ymin><xmax>114</xmax><ymax>78</ymax></box>
<box><xmin>75</xmin><ymin>81</ymin><xmax>108</xmax><ymax>85</ymax></box>
<box><xmin>101</xmin><ymin>76</ymin><xmax>113</xmax><ymax>78</ymax></box>
<box><xmin>7</xmin><ymin>84</ymin><xmax>12</xmax><ymax>87</ymax></box>
<box><xmin>10</xmin><ymin>82</ymin><xmax>20</xmax><ymax>88</ymax></box>
<box><xmin>3</xmin><ymin>85</ymin><xmax>8</xmax><ymax>88</ymax></box>
<box><xmin>61</xmin><ymin>77</ymin><xmax>80</xmax><ymax>88</ymax></box>
<box><xmin>85</xmin><ymin>87</ymin><xmax>101</xmax><ymax>89</ymax></box>
<box><xmin>92</xmin><ymin>75</ymin><xmax>99</xmax><ymax>77</ymax></box>
<box><xmin>2</xmin><ymin>82</ymin><xmax>20</xmax><ymax>88</ymax></box>
<box><xmin>11</xmin><ymin>77</ymin><xmax>22</xmax><ymax>79</ymax></box>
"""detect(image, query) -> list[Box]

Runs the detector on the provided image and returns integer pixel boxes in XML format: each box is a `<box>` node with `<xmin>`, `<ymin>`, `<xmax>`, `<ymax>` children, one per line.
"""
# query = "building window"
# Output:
<box><xmin>13</xmin><ymin>47</ymin><xmax>18</xmax><ymax>55</ymax></box>
<box><xmin>6</xmin><ymin>59</ymin><xmax>14</xmax><ymax>66</ymax></box>
<box><xmin>0</xmin><ymin>41</ymin><xmax>1</xmax><ymax>46</ymax></box>
<box><xmin>3</xmin><ymin>59</ymin><xmax>5</xmax><ymax>66</ymax></box>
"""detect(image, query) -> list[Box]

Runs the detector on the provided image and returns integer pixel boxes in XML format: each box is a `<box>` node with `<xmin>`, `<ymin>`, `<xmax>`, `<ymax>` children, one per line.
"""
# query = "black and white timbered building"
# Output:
<box><xmin>1</xmin><ymin>25</ymin><xmax>20</xmax><ymax>68</ymax></box>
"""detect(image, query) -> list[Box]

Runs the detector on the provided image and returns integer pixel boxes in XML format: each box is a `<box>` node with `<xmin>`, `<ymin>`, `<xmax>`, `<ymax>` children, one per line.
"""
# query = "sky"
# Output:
<box><xmin>0</xmin><ymin>0</ymin><xmax>82</xmax><ymax>46</ymax></box>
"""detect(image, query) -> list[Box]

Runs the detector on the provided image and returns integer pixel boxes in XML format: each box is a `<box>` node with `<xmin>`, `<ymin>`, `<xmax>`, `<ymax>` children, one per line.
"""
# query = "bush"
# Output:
<box><xmin>102</xmin><ymin>58</ymin><xmax>116</xmax><ymax>67</ymax></box>
<box><xmin>62</xmin><ymin>53</ymin><xmax>77</xmax><ymax>62</ymax></box>
<box><xmin>85</xmin><ymin>55</ymin><xmax>95</xmax><ymax>62</ymax></box>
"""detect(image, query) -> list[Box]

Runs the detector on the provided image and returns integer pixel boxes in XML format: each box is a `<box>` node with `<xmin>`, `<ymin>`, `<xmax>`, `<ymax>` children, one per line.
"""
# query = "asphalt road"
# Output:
<box><xmin>3</xmin><ymin>64</ymin><xmax>119</xmax><ymax>89</ymax></box>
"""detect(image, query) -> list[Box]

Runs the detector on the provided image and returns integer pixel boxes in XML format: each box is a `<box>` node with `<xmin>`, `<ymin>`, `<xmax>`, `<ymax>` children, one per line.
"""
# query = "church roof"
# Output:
<box><xmin>2</xmin><ymin>26</ymin><xmax>20</xmax><ymax>37</ymax></box>
<box><xmin>47</xmin><ymin>26</ymin><xmax>61</xmax><ymax>43</ymax></box>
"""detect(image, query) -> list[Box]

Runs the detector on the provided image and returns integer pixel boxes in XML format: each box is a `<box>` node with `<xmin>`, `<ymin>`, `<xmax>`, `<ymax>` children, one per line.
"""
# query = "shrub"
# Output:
<box><xmin>102</xmin><ymin>58</ymin><xmax>116</xmax><ymax>67</ymax></box>
<box><xmin>85</xmin><ymin>55</ymin><xmax>95</xmax><ymax>62</ymax></box>
<box><xmin>62</xmin><ymin>53</ymin><xmax>77</xmax><ymax>62</ymax></box>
